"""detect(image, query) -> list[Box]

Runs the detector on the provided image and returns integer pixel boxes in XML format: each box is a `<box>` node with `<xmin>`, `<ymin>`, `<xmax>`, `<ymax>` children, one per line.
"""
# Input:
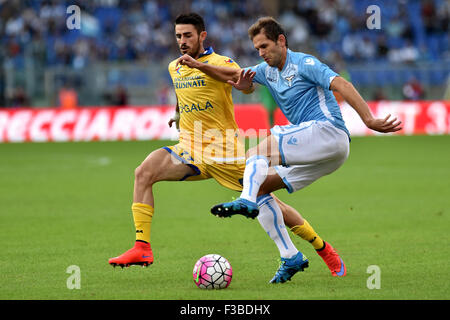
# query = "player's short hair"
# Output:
<box><xmin>174</xmin><ymin>13</ymin><xmax>206</xmax><ymax>34</ymax></box>
<box><xmin>248</xmin><ymin>17</ymin><xmax>289</xmax><ymax>47</ymax></box>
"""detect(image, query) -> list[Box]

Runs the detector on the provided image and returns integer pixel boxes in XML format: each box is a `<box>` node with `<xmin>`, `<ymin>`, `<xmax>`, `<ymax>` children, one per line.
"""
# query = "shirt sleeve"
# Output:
<box><xmin>299</xmin><ymin>55</ymin><xmax>338</xmax><ymax>90</ymax></box>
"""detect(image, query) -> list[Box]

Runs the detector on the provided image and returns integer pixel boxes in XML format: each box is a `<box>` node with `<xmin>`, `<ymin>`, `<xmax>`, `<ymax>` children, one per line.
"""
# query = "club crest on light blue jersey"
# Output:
<box><xmin>246</xmin><ymin>49</ymin><xmax>350</xmax><ymax>138</ymax></box>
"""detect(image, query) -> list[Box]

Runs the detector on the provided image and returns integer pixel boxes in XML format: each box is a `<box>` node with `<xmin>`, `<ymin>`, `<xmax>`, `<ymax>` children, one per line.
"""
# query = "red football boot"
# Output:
<box><xmin>317</xmin><ymin>241</ymin><xmax>347</xmax><ymax>277</ymax></box>
<box><xmin>109</xmin><ymin>241</ymin><xmax>153</xmax><ymax>268</ymax></box>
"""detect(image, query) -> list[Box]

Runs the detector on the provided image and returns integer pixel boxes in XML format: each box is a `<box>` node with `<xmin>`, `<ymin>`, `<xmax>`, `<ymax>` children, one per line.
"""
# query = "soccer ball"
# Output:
<box><xmin>193</xmin><ymin>254</ymin><xmax>232</xmax><ymax>289</ymax></box>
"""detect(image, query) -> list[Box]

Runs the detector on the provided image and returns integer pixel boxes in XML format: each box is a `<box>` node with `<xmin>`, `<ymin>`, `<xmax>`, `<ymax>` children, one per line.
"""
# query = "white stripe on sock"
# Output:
<box><xmin>257</xmin><ymin>195</ymin><xmax>299</xmax><ymax>259</ymax></box>
<box><xmin>241</xmin><ymin>155</ymin><xmax>269</xmax><ymax>203</ymax></box>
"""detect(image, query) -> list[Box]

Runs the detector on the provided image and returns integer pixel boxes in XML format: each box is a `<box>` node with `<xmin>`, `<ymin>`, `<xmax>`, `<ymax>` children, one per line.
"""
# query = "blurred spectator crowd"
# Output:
<box><xmin>0</xmin><ymin>0</ymin><xmax>449</xmax><ymax>107</ymax></box>
<box><xmin>1</xmin><ymin>0</ymin><xmax>448</xmax><ymax>69</ymax></box>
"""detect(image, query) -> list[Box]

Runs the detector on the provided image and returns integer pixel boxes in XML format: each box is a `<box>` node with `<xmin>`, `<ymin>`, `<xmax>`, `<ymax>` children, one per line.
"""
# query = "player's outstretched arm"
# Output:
<box><xmin>330</xmin><ymin>76</ymin><xmax>402</xmax><ymax>133</ymax></box>
<box><xmin>176</xmin><ymin>54</ymin><xmax>255</xmax><ymax>93</ymax></box>
<box><xmin>176</xmin><ymin>54</ymin><xmax>240</xmax><ymax>83</ymax></box>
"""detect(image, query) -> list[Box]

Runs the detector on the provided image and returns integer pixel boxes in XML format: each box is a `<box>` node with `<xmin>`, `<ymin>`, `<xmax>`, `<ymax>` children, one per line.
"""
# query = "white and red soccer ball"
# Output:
<box><xmin>193</xmin><ymin>254</ymin><xmax>232</xmax><ymax>289</ymax></box>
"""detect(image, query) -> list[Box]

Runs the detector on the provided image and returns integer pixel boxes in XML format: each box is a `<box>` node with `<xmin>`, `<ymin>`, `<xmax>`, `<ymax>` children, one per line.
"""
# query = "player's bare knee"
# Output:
<box><xmin>134</xmin><ymin>164</ymin><xmax>157</xmax><ymax>186</ymax></box>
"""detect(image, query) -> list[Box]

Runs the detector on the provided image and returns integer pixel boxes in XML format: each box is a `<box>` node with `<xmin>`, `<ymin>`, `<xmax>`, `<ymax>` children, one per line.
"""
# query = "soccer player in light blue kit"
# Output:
<box><xmin>177</xmin><ymin>17</ymin><xmax>402</xmax><ymax>283</ymax></box>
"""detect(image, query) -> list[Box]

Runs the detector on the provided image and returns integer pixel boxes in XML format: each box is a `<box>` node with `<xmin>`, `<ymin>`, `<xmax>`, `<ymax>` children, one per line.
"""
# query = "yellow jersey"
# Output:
<box><xmin>168</xmin><ymin>47</ymin><xmax>244</xmax><ymax>164</ymax></box>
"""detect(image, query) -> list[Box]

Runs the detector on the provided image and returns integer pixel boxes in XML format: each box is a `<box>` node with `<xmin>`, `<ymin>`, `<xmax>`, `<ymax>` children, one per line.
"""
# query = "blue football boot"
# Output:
<box><xmin>269</xmin><ymin>251</ymin><xmax>309</xmax><ymax>283</ymax></box>
<box><xmin>211</xmin><ymin>198</ymin><xmax>259</xmax><ymax>219</ymax></box>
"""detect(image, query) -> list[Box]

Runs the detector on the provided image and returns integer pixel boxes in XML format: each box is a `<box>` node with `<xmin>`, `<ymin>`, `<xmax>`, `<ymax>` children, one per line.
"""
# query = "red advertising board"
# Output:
<box><xmin>0</xmin><ymin>106</ymin><xmax>176</xmax><ymax>143</ymax></box>
<box><xmin>0</xmin><ymin>101</ymin><xmax>449</xmax><ymax>143</ymax></box>
<box><xmin>274</xmin><ymin>101</ymin><xmax>450</xmax><ymax>136</ymax></box>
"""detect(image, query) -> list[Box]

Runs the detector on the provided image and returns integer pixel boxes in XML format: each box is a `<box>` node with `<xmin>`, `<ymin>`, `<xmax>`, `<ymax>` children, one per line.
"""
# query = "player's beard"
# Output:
<box><xmin>263</xmin><ymin>45</ymin><xmax>285</xmax><ymax>69</ymax></box>
<box><xmin>265</xmin><ymin>50</ymin><xmax>280</xmax><ymax>68</ymax></box>
<box><xmin>184</xmin><ymin>39</ymin><xmax>202</xmax><ymax>59</ymax></box>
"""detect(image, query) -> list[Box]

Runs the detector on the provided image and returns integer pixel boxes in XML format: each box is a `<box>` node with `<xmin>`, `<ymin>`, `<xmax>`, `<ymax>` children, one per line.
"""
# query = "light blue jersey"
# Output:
<box><xmin>247</xmin><ymin>49</ymin><xmax>350</xmax><ymax>137</ymax></box>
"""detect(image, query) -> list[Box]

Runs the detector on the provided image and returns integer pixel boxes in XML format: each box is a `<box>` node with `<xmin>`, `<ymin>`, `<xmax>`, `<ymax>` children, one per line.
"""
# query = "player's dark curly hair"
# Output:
<box><xmin>248</xmin><ymin>17</ymin><xmax>289</xmax><ymax>47</ymax></box>
<box><xmin>174</xmin><ymin>13</ymin><xmax>206</xmax><ymax>35</ymax></box>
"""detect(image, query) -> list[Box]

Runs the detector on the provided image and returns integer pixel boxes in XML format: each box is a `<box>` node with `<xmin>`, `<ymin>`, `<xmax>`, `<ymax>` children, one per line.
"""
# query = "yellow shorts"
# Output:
<box><xmin>162</xmin><ymin>144</ymin><xmax>245</xmax><ymax>191</ymax></box>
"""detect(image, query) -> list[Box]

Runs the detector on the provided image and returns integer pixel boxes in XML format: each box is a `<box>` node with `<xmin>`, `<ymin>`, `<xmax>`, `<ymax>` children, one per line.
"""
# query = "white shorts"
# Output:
<box><xmin>271</xmin><ymin>120</ymin><xmax>350</xmax><ymax>193</ymax></box>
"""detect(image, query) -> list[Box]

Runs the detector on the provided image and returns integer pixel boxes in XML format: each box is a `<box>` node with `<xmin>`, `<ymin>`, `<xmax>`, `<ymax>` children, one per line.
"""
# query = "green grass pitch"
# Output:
<box><xmin>0</xmin><ymin>135</ymin><xmax>449</xmax><ymax>300</ymax></box>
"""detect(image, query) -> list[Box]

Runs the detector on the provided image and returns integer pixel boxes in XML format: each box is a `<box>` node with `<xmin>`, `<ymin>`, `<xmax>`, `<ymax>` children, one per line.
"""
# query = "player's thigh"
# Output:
<box><xmin>136</xmin><ymin>148</ymin><xmax>197</xmax><ymax>183</ymax></box>
<box><xmin>246</xmin><ymin>135</ymin><xmax>282</xmax><ymax>166</ymax></box>
<box><xmin>273</xmin><ymin>121</ymin><xmax>349</xmax><ymax>166</ymax></box>
<box><xmin>207</xmin><ymin>162</ymin><xmax>245</xmax><ymax>192</ymax></box>
<box><xmin>273</xmin><ymin>158</ymin><xmax>346</xmax><ymax>194</ymax></box>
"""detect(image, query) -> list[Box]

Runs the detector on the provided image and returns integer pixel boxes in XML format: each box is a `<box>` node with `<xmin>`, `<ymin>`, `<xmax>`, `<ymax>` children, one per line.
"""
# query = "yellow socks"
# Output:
<box><xmin>291</xmin><ymin>220</ymin><xmax>325</xmax><ymax>250</ymax></box>
<box><xmin>132</xmin><ymin>203</ymin><xmax>154</xmax><ymax>243</ymax></box>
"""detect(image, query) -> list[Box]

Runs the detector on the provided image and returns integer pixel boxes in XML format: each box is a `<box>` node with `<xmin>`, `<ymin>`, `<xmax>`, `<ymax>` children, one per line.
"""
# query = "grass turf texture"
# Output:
<box><xmin>0</xmin><ymin>135</ymin><xmax>449</xmax><ymax>300</ymax></box>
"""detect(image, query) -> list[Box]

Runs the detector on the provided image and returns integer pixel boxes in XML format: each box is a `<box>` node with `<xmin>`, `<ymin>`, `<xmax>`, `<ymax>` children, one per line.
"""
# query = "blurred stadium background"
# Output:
<box><xmin>0</xmin><ymin>0</ymin><xmax>449</xmax><ymax>141</ymax></box>
<box><xmin>1</xmin><ymin>0</ymin><xmax>449</xmax><ymax>105</ymax></box>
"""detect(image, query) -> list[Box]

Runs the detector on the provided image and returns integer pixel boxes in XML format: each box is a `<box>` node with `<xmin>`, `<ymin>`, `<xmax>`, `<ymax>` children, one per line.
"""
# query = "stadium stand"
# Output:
<box><xmin>0</xmin><ymin>0</ymin><xmax>448</xmax><ymax>106</ymax></box>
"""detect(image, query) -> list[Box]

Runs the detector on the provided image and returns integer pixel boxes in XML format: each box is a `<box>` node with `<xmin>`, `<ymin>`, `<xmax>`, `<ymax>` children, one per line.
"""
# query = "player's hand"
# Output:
<box><xmin>176</xmin><ymin>54</ymin><xmax>201</xmax><ymax>69</ymax></box>
<box><xmin>168</xmin><ymin>112</ymin><xmax>180</xmax><ymax>131</ymax></box>
<box><xmin>168</xmin><ymin>118</ymin><xmax>176</xmax><ymax>127</ymax></box>
<box><xmin>365</xmin><ymin>114</ymin><xmax>403</xmax><ymax>133</ymax></box>
<box><xmin>227</xmin><ymin>69</ymin><xmax>256</xmax><ymax>91</ymax></box>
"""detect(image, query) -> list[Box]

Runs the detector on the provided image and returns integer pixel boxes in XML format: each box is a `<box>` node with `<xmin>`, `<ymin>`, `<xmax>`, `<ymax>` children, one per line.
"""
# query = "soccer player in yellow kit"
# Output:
<box><xmin>109</xmin><ymin>13</ymin><xmax>343</xmax><ymax>282</ymax></box>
